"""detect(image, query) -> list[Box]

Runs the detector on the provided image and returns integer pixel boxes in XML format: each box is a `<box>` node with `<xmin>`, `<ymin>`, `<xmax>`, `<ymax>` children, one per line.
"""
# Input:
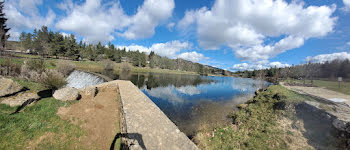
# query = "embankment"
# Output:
<box><xmin>194</xmin><ymin>85</ymin><xmax>349</xmax><ymax>149</ymax></box>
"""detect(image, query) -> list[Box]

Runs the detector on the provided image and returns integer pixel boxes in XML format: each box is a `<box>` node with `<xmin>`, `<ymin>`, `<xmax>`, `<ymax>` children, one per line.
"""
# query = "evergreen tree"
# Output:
<box><xmin>0</xmin><ymin>1</ymin><xmax>10</xmax><ymax>52</ymax></box>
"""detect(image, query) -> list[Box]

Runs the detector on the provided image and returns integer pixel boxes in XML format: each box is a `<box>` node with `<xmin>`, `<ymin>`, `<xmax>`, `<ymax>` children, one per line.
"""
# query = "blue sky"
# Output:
<box><xmin>3</xmin><ymin>0</ymin><xmax>350</xmax><ymax>71</ymax></box>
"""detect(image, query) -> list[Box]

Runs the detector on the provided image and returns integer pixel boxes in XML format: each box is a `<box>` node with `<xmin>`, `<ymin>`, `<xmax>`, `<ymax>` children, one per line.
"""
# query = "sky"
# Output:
<box><xmin>3</xmin><ymin>0</ymin><xmax>350</xmax><ymax>71</ymax></box>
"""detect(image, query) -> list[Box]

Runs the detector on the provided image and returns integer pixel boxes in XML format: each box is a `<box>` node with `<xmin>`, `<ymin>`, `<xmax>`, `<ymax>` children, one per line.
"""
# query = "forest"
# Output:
<box><xmin>235</xmin><ymin>59</ymin><xmax>350</xmax><ymax>82</ymax></box>
<box><xmin>15</xmin><ymin>26</ymin><xmax>228</xmax><ymax>75</ymax></box>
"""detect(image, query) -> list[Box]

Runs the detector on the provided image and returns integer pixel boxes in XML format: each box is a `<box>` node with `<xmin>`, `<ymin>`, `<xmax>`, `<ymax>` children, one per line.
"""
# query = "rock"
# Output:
<box><xmin>333</xmin><ymin>119</ymin><xmax>350</xmax><ymax>133</ymax></box>
<box><xmin>1</xmin><ymin>92</ymin><xmax>40</xmax><ymax>107</ymax></box>
<box><xmin>79</xmin><ymin>86</ymin><xmax>98</xmax><ymax>99</ymax></box>
<box><xmin>0</xmin><ymin>78</ymin><xmax>24</xmax><ymax>97</ymax></box>
<box><xmin>53</xmin><ymin>87</ymin><xmax>80</xmax><ymax>101</ymax></box>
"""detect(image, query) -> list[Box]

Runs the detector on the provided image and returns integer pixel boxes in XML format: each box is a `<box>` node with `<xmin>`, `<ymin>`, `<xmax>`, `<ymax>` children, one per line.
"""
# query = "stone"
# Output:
<box><xmin>1</xmin><ymin>92</ymin><xmax>40</xmax><ymax>107</ymax></box>
<box><xmin>79</xmin><ymin>86</ymin><xmax>98</xmax><ymax>99</ymax></box>
<box><xmin>53</xmin><ymin>87</ymin><xmax>80</xmax><ymax>101</ymax></box>
<box><xmin>0</xmin><ymin>78</ymin><xmax>24</xmax><ymax>97</ymax></box>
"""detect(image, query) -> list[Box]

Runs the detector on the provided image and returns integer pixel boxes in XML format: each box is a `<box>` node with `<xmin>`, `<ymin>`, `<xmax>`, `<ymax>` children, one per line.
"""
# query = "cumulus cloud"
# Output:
<box><xmin>56</xmin><ymin>0</ymin><xmax>129</xmax><ymax>43</ymax></box>
<box><xmin>178</xmin><ymin>0</ymin><xmax>337</xmax><ymax>62</ymax></box>
<box><xmin>178</xmin><ymin>51</ymin><xmax>209</xmax><ymax>62</ymax></box>
<box><xmin>56</xmin><ymin>0</ymin><xmax>174</xmax><ymax>43</ymax></box>
<box><xmin>232</xmin><ymin>61</ymin><xmax>290</xmax><ymax>71</ymax></box>
<box><xmin>4</xmin><ymin>0</ymin><xmax>56</xmax><ymax>40</ymax></box>
<box><xmin>306</xmin><ymin>52</ymin><xmax>350</xmax><ymax>63</ymax></box>
<box><xmin>116</xmin><ymin>40</ymin><xmax>209</xmax><ymax>62</ymax></box>
<box><xmin>117</xmin><ymin>0</ymin><xmax>175</xmax><ymax>39</ymax></box>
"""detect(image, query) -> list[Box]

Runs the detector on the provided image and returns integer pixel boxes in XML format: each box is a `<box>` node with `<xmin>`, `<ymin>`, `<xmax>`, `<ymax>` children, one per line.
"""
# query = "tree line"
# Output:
<box><xmin>235</xmin><ymin>59</ymin><xmax>350</xmax><ymax>83</ymax></box>
<box><xmin>18</xmin><ymin>26</ymin><xmax>229</xmax><ymax>75</ymax></box>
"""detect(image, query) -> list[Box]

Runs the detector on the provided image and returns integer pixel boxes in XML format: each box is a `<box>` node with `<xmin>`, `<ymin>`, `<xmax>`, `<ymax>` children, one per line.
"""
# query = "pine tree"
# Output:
<box><xmin>0</xmin><ymin>1</ymin><xmax>10</xmax><ymax>52</ymax></box>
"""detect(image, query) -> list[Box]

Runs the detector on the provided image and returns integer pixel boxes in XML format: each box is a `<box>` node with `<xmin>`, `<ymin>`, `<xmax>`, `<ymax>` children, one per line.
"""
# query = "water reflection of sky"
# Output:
<box><xmin>142</xmin><ymin>76</ymin><xmax>268</xmax><ymax>105</ymax></box>
<box><xmin>139</xmin><ymin>75</ymin><xmax>269</xmax><ymax>135</ymax></box>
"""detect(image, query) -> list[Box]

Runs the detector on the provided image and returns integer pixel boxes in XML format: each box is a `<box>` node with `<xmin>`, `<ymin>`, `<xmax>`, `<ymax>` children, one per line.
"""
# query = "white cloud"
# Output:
<box><xmin>4</xmin><ymin>0</ymin><xmax>56</xmax><ymax>40</ymax></box>
<box><xmin>118</xmin><ymin>0</ymin><xmax>175</xmax><ymax>39</ymax></box>
<box><xmin>178</xmin><ymin>0</ymin><xmax>337</xmax><ymax>62</ymax></box>
<box><xmin>177</xmin><ymin>51</ymin><xmax>209</xmax><ymax>62</ymax></box>
<box><xmin>306</xmin><ymin>52</ymin><xmax>350</xmax><ymax>63</ymax></box>
<box><xmin>232</xmin><ymin>61</ymin><xmax>290</xmax><ymax>71</ymax></box>
<box><xmin>167</xmin><ymin>22</ymin><xmax>175</xmax><ymax>31</ymax></box>
<box><xmin>117</xmin><ymin>40</ymin><xmax>209</xmax><ymax>62</ymax></box>
<box><xmin>56</xmin><ymin>0</ymin><xmax>174</xmax><ymax>43</ymax></box>
<box><xmin>343</xmin><ymin>0</ymin><xmax>350</xmax><ymax>11</ymax></box>
<box><xmin>347</xmin><ymin>42</ymin><xmax>350</xmax><ymax>45</ymax></box>
<box><xmin>56</xmin><ymin>0</ymin><xmax>129</xmax><ymax>43</ymax></box>
<box><xmin>269</xmin><ymin>61</ymin><xmax>291</xmax><ymax>68</ymax></box>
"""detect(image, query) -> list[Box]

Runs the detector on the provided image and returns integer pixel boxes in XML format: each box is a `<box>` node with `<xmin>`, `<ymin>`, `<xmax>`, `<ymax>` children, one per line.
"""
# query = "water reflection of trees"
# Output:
<box><xmin>114</xmin><ymin>72</ymin><xmax>213</xmax><ymax>89</ymax></box>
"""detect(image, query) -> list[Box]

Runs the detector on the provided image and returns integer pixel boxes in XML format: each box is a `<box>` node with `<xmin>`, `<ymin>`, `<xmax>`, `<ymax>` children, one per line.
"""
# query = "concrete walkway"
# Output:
<box><xmin>116</xmin><ymin>80</ymin><xmax>198</xmax><ymax>150</ymax></box>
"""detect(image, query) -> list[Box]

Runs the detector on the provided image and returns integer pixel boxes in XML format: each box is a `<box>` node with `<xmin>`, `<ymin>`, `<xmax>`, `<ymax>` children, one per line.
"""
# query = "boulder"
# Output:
<box><xmin>1</xmin><ymin>92</ymin><xmax>40</xmax><ymax>107</ymax></box>
<box><xmin>79</xmin><ymin>86</ymin><xmax>98</xmax><ymax>99</ymax></box>
<box><xmin>0</xmin><ymin>78</ymin><xmax>24</xmax><ymax>97</ymax></box>
<box><xmin>53</xmin><ymin>87</ymin><xmax>80</xmax><ymax>101</ymax></box>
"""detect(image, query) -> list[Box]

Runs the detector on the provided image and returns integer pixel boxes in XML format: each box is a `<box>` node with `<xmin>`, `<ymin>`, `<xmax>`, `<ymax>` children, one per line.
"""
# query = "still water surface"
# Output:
<box><xmin>68</xmin><ymin>71</ymin><xmax>270</xmax><ymax>136</ymax></box>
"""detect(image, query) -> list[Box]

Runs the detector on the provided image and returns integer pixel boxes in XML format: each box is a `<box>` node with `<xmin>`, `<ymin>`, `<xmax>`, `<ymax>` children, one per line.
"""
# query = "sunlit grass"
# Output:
<box><xmin>285</xmin><ymin>79</ymin><xmax>350</xmax><ymax>95</ymax></box>
<box><xmin>0</xmin><ymin>98</ymin><xmax>84</xmax><ymax>149</ymax></box>
<box><xmin>196</xmin><ymin>85</ymin><xmax>315</xmax><ymax>149</ymax></box>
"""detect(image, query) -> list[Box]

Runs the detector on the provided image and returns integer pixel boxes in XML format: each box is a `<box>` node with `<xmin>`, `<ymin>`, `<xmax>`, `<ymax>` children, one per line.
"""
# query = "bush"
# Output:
<box><xmin>102</xmin><ymin>60</ymin><xmax>115</xmax><ymax>71</ymax></box>
<box><xmin>0</xmin><ymin>57</ymin><xmax>22</xmax><ymax>76</ymax></box>
<box><xmin>122</xmin><ymin>62</ymin><xmax>131</xmax><ymax>72</ymax></box>
<box><xmin>40</xmin><ymin>69</ymin><xmax>67</xmax><ymax>90</ymax></box>
<box><xmin>25</xmin><ymin>59</ymin><xmax>45</xmax><ymax>73</ymax></box>
<box><xmin>57</xmin><ymin>60</ymin><xmax>76</xmax><ymax>76</ymax></box>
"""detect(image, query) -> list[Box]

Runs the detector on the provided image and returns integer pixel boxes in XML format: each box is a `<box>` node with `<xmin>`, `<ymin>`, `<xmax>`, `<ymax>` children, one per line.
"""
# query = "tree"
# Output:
<box><xmin>50</xmin><ymin>32</ymin><xmax>64</xmax><ymax>58</ymax></box>
<box><xmin>19</xmin><ymin>32</ymin><xmax>26</xmax><ymax>50</ymax></box>
<box><xmin>0</xmin><ymin>1</ymin><xmax>10</xmax><ymax>52</ymax></box>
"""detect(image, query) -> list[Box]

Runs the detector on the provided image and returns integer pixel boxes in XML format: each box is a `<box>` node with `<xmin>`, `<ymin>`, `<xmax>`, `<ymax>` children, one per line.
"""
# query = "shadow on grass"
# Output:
<box><xmin>295</xmin><ymin>103</ymin><xmax>343</xmax><ymax>149</ymax></box>
<box><xmin>10</xmin><ymin>89</ymin><xmax>53</xmax><ymax>115</ymax></box>
<box><xmin>110</xmin><ymin>133</ymin><xmax>146</xmax><ymax>150</ymax></box>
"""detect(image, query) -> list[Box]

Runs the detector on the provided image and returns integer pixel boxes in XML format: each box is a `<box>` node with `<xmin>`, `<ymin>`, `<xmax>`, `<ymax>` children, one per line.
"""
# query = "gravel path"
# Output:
<box><xmin>281</xmin><ymin>82</ymin><xmax>350</xmax><ymax>105</ymax></box>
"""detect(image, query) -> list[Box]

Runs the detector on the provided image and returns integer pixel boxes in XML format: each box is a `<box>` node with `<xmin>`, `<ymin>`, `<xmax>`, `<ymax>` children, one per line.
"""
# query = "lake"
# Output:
<box><xmin>68</xmin><ymin>70</ymin><xmax>270</xmax><ymax>136</ymax></box>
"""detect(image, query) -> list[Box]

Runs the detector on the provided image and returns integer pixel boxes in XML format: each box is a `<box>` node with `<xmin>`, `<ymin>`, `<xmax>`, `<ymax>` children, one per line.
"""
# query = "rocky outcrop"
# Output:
<box><xmin>79</xmin><ymin>86</ymin><xmax>98</xmax><ymax>99</ymax></box>
<box><xmin>53</xmin><ymin>87</ymin><xmax>80</xmax><ymax>101</ymax></box>
<box><xmin>0</xmin><ymin>78</ymin><xmax>24</xmax><ymax>97</ymax></box>
<box><xmin>1</xmin><ymin>92</ymin><xmax>40</xmax><ymax>107</ymax></box>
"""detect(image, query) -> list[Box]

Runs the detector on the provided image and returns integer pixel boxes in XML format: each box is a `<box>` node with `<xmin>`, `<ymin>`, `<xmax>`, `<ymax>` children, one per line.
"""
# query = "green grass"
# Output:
<box><xmin>197</xmin><ymin>85</ymin><xmax>314</xmax><ymax>149</ymax></box>
<box><xmin>285</xmin><ymin>79</ymin><xmax>350</xmax><ymax>95</ymax></box>
<box><xmin>0</xmin><ymin>98</ymin><xmax>84</xmax><ymax>149</ymax></box>
<box><xmin>10</xmin><ymin>78</ymin><xmax>46</xmax><ymax>92</ymax></box>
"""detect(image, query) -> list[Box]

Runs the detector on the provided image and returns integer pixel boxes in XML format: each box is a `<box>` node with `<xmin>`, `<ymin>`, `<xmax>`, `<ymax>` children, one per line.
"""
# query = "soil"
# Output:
<box><xmin>57</xmin><ymin>85</ymin><xmax>120</xmax><ymax>150</ymax></box>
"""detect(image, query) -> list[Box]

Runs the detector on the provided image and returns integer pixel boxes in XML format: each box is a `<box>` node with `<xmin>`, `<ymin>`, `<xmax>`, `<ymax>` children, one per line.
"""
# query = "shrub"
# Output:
<box><xmin>25</xmin><ymin>59</ymin><xmax>45</xmax><ymax>73</ymax></box>
<box><xmin>122</xmin><ymin>62</ymin><xmax>131</xmax><ymax>72</ymax></box>
<box><xmin>0</xmin><ymin>57</ymin><xmax>22</xmax><ymax>76</ymax></box>
<box><xmin>57</xmin><ymin>60</ymin><xmax>76</xmax><ymax>76</ymax></box>
<box><xmin>102</xmin><ymin>60</ymin><xmax>115</xmax><ymax>71</ymax></box>
<box><xmin>40</xmin><ymin>69</ymin><xmax>67</xmax><ymax>90</ymax></box>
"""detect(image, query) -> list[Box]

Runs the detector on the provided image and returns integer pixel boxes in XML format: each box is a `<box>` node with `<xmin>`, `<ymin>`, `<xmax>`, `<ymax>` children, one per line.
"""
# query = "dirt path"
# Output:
<box><xmin>57</xmin><ymin>85</ymin><xmax>120</xmax><ymax>150</ymax></box>
<box><xmin>281</xmin><ymin>82</ymin><xmax>350</xmax><ymax>105</ymax></box>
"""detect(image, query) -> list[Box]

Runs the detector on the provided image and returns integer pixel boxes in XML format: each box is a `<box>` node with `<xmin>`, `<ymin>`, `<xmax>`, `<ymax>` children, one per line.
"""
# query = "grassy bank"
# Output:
<box><xmin>0</xmin><ymin>98</ymin><xmax>84</xmax><ymax>149</ymax></box>
<box><xmin>285</xmin><ymin>79</ymin><xmax>350</xmax><ymax>95</ymax></box>
<box><xmin>195</xmin><ymin>85</ymin><xmax>318</xmax><ymax>149</ymax></box>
